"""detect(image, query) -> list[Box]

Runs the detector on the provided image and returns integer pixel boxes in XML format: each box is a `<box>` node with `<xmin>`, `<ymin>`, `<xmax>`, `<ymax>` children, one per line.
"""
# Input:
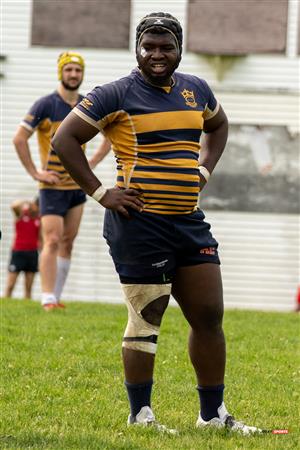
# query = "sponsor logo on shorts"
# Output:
<box><xmin>200</xmin><ymin>247</ymin><xmax>216</xmax><ymax>255</ymax></box>
<box><xmin>152</xmin><ymin>259</ymin><xmax>168</xmax><ymax>268</ymax></box>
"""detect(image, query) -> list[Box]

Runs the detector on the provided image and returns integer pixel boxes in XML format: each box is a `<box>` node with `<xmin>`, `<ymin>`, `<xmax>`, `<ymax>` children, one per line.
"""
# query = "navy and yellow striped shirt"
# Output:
<box><xmin>21</xmin><ymin>91</ymin><xmax>84</xmax><ymax>190</ymax></box>
<box><xmin>74</xmin><ymin>69</ymin><xmax>219</xmax><ymax>214</ymax></box>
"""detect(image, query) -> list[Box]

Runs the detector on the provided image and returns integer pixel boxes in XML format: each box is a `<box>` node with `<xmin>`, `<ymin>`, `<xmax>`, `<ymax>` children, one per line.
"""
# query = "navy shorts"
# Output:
<box><xmin>39</xmin><ymin>189</ymin><xmax>86</xmax><ymax>217</ymax></box>
<box><xmin>103</xmin><ymin>209</ymin><xmax>220</xmax><ymax>282</ymax></box>
<box><xmin>8</xmin><ymin>250</ymin><xmax>39</xmax><ymax>273</ymax></box>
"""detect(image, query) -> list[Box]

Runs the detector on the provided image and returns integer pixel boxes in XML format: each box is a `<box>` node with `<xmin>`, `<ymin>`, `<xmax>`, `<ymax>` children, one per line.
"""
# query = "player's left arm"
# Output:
<box><xmin>199</xmin><ymin>105</ymin><xmax>228</xmax><ymax>189</ymax></box>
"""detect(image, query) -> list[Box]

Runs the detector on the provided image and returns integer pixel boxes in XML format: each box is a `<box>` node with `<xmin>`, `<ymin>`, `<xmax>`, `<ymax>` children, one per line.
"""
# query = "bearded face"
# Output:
<box><xmin>61</xmin><ymin>63</ymin><xmax>83</xmax><ymax>91</ymax></box>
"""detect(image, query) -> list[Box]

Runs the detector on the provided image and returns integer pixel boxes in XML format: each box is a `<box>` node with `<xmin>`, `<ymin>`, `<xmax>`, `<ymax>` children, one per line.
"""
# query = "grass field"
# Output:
<box><xmin>1</xmin><ymin>298</ymin><xmax>299</xmax><ymax>449</ymax></box>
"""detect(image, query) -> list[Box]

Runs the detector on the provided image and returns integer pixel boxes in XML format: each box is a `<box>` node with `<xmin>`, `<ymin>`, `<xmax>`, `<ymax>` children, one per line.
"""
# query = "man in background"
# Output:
<box><xmin>13</xmin><ymin>51</ymin><xmax>111</xmax><ymax>310</ymax></box>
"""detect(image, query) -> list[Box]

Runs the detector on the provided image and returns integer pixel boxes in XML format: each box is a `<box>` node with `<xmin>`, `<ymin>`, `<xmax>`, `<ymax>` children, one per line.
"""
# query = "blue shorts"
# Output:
<box><xmin>103</xmin><ymin>209</ymin><xmax>220</xmax><ymax>282</ymax></box>
<box><xmin>39</xmin><ymin>189</ymin><xmax>86</xmax><ymax>217</ymax></box>
<box><xmin>9</xmin><ymin>250</ymin><xmax>39</xmax><ymax>273</ymax></box>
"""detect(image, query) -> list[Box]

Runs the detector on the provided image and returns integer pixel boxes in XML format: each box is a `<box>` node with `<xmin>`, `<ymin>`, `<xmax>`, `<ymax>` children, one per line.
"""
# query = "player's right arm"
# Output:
<box><xmin>13</xmin><ymin>126</ymin><xmax>60</xmax><ymax>185</ymax></box>
<box><xmin>52</xmin><ymin>112</ymin><xmax>144</xmax><ymax>218</ymax></box>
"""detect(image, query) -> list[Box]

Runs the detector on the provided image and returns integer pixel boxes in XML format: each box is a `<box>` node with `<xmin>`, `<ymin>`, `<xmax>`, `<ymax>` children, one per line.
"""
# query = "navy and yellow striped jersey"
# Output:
<box><xmin>21</xmin><ymin>92</ymin><xmax>85</xmax><ymax>190</ymax></box>
<box><xmin>74</xmin><ymin>69</ymin><xmax>219</xmax><ymax>214</ymax></box>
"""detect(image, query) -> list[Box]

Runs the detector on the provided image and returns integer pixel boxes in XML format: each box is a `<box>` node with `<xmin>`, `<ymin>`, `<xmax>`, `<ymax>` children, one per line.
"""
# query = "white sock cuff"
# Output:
<box><xmin>54</xmin><ymin>257</ymin><xmax>71</xmax><ymax>301</ymax></box>
<box><xmin>42</xmin><ymin>292</ymin><xmax>57</xmax><ymax>305</ymax></box>
<box><xmin>57</xmin><ymin>256</ymin><xmax>71</xmax><ymax>270</ymax></box>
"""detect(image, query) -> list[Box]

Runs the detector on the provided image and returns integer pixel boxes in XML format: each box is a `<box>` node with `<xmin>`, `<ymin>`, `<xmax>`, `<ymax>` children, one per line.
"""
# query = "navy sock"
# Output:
<box><xmin>197</xmin><ymin>384</ymin><xmax>225</xmax><ymax>421</ymax></box>
<box><xmin>125</xmin><ymin>380</ymin><xmax>153</xmax><ymax>418</ymax></box>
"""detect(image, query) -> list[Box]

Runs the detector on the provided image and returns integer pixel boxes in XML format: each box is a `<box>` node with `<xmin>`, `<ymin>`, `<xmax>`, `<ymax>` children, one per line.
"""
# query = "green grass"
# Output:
<box><xmin>0</xmin><ymin>298</ymin><xmax>299</xmax><ymax>449</ymax></box>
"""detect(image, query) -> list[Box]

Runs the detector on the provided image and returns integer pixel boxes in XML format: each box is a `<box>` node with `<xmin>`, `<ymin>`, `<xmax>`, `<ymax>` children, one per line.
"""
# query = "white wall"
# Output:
<box><xmin>1</xmin><ymin>0</ymin><xmax>299</xmax><ymax>311</ymax></box>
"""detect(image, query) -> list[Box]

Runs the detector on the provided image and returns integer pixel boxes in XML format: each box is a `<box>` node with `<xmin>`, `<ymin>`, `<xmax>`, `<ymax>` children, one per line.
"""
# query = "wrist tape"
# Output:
<box><xmin>199</xmin><ymin>166</ymin><xmax>211</xmax><ymax>182</ymax></box>
<box><xmin>91</xmin><ymin>185</ymin><xmax>107</xmax><ymax>202</ymax></box>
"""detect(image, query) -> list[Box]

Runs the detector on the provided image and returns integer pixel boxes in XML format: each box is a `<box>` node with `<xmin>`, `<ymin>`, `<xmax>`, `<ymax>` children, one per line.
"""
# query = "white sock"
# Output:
<box><xmin>54</xmin><ymin>256</ymin><xmax>71</xmax><ymax>301</ymax></box>
<box><xmin>41</xmin><ymin>292</ymin><xmax>57</xmax><ymax>306</ymax></box>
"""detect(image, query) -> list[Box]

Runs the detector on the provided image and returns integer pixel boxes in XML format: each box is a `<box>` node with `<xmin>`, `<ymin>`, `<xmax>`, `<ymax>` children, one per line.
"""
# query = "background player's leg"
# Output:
<box><xmin>58</xmin><ymin>203</ymin><xmax>84</xmax><ymax>259</ymax></box>
<box><xmin>54</xmin><ymin>203</ymin><xmax>84</xmax><ymax>300</ymax></box>
<box><xmin>24</xmin><ymin>272</ymin><xmax>35</xmax><ymax>299</ymax></box>
<box><xmin>4</xmin><ymin>271</ymin><xmax>19</xmax><ymax>298</ymax></box>
<box><xmin>40</xmin><ymin>215</ymin><xmax>64</xmax><ymax>305</ymax></box>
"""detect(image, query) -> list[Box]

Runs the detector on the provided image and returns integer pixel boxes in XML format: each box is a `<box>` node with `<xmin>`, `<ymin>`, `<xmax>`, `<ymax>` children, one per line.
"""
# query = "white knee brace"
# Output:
<box><xmin>122</xmin><ymin>283</ymin><xmax>171</xmax><ymax>354</ymax></box>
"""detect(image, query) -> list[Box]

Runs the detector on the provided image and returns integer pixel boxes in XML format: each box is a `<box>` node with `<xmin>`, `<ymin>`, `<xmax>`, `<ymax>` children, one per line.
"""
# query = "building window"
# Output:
<box><xmin>187</xmin><ymin>0</ymin><xmax>288</xmax><ymax>55</ymax></box>
<box><xmin>31</xmin><ymin>0</ymin><xmax>131</xmax><ymax>49</ymax></box>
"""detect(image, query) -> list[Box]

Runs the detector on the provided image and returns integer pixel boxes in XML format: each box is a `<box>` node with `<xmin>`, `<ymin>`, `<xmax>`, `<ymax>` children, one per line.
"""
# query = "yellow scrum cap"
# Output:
<box><xmin>57</xmin><ymin>51</ymin><xmax>85</xmax><ymax>80</ymax></box>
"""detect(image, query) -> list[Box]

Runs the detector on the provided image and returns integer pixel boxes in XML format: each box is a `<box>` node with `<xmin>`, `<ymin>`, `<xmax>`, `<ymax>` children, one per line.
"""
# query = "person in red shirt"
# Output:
<box><xmin>5</xmin><ymin>198</ymin><xmax>41</xmax><ymax>299</ymax></box>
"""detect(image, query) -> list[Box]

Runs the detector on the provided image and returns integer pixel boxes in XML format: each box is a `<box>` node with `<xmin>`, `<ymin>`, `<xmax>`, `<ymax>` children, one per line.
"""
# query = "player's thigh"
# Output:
<box><xmin>172</xmin><ymin>263</ymin><xmax>223</xmax><ymax>327</ymax></box>
<box><xmin>41</xmin><ymin>215</ymin><xmax>64</xmax><ymax>244</ymax></box>
<box><xmin>63</xmin><ymin>203</ymin><xmax>84</xmax><ymax>242</ymax></box>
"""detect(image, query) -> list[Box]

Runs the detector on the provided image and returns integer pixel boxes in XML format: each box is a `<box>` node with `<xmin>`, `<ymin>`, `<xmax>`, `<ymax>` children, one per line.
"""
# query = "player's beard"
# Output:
<box><xmin>61</xmin><ymin>79</ymin><xmax>82</xmax><ymax>91</ymax></box>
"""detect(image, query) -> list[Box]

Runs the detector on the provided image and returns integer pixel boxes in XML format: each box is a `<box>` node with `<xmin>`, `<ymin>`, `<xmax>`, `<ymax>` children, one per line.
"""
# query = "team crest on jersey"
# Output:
<box><xmin>181</xmin><ymin>89</ymin><xmax>198</xmax><ymax>108</ymax></box>
<box><xmin>80</xmin><ymin>98</ymin><xmax>93</xmax><ymax>110</ymax></box>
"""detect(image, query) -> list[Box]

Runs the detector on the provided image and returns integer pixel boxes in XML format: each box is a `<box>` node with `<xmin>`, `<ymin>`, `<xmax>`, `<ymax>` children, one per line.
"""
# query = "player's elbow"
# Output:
<box><xmin>13</xmin><ymin>133</ymin><xmax>25</xmax><ymax>148</ymax></box>
<box><xmin>13</xmin><ymin>126</ymin><xmax>31</xmax><ymax>148</ymax></box>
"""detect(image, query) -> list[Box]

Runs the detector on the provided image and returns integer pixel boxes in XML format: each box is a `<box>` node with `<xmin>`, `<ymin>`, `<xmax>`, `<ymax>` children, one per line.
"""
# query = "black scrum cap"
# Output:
<box><xmin>136</xmin><ymin>12</ymin><xmax>183</xmax><ymax>55</ymax></box>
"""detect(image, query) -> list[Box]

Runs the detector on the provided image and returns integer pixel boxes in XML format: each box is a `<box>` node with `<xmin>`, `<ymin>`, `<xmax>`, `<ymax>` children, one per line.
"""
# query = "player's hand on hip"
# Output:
<box><xmin>100</xmin><ymin>187</ymin><xmax>144</xmax><ymax>218</ymax></box>
<box><xmin>35</xmin><ymin>169</ymin><xmax>60</xmax><ymax>185</ymax></box>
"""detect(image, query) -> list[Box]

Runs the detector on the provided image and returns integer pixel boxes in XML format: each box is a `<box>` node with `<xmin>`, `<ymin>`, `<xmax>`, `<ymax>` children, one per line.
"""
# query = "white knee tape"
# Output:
<box><xmin>122</xmin><ymin>283</ymin><xmax>171</xmax><ymax>354</ymax></box>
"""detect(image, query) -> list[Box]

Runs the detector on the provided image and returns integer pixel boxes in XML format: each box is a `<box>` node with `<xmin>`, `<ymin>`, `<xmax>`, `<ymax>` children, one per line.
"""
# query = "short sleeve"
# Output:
<box><xmin>20</xmin><ymin>97</ymin><xmax>50</xmax><ymax>132</ymax></box>
<box><xmin>73</xmin><ymin>84</ymin><xmax>121</xmax><ymax>131</ymax></box>
<box><xmin>73</xmin><ymin>90</ymin><xmax>103</xmax><ymax>130</ymax></box>
<box><xmin>200</xmin><ymin>79</ymin><xmax>219</xmax><ymax>120</ymax></box>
